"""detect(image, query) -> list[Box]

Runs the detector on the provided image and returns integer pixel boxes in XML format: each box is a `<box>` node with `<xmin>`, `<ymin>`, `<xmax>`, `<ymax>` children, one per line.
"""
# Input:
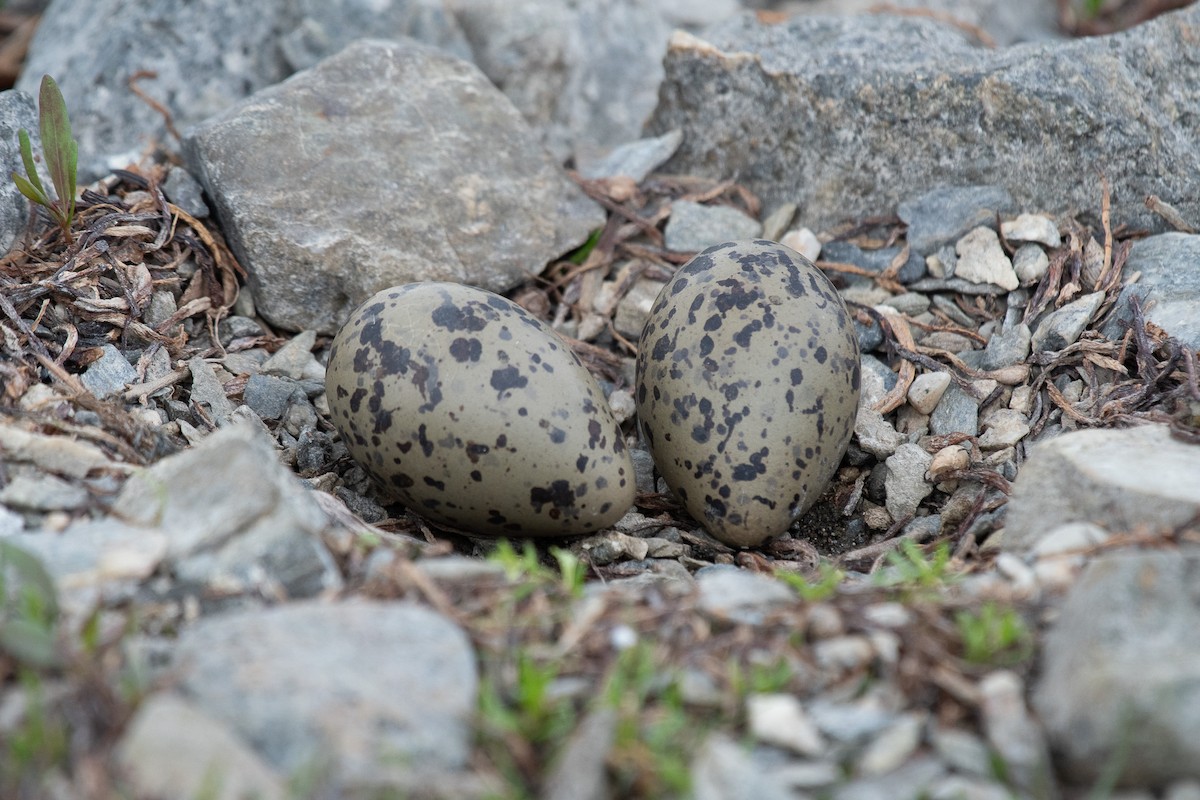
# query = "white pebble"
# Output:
<box><xmin>780</xmin><ymin>226</ymin><xmax>822</xmax><ymax>262</ymax></box>
<box><xmin>955</xmin><ymin>227</ymin><xmax>1019</xmax><ymax>291</ymax></box>
<box><xmin>1001</xmin><ymin>213</ymin><xmax>1061</xmax><ymax>247</ymax></box>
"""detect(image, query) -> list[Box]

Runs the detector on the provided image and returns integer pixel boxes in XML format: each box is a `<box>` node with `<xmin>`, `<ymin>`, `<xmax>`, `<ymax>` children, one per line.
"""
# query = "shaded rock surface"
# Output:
<box><xmin>1033</xmin><ymin>550</ymin><xmax>1200</xmax><ymax>785</ymax></box>
<box><xmin>0</xmin><ymin>89</ymin><xmax>36</xmax><ymax>253</ymax></box>
<box><xmin>1102</xmin><ymin>232</ymin><xmax>1200</xmax><ymax>349</ymax></box>
<box><xmin>173</xmin><ymin>600</ymin><xmax>477</xmax><ymax>786</ymax></box>
<box><xmin>647</xmin><ymin>7</ymin><xmax>1200</xmax><ymax>233</ymax></box>
<box><xmin>1003</xmin><ymin>424</ymin><xmax>1200</xmax><ymax>552</ymax></box>
<box><xmin>185</xmin><ymin>38</ymin><xmax>602</xmax><ymax>333</ymax></box>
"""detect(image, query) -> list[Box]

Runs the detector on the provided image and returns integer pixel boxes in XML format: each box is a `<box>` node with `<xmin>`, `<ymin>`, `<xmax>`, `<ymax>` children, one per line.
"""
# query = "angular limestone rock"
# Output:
<box><xmin>185</xmin><ymin>39</ymin><xmax>602</xmax><ymax>333</ymax></box>
<box><xmin>647</xmin><ymin>8</ymin><xmax>1200</xmax><ymax>234</ymax></box>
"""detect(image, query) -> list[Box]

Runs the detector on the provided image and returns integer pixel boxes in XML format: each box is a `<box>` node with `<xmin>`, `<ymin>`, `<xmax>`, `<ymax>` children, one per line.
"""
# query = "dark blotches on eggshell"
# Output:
<box><xmin>326</xmin><ymin>282</ymin><xmax>634</xmax><ymax>538</ymax></box>
<box><xmin>634</xmin><ymin>240</ymin><xmax>860</xmax><ymax>548</ymax></box>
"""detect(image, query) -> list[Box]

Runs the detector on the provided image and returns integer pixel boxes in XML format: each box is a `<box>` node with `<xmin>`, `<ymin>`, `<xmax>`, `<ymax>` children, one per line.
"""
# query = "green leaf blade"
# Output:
<box><xmin>37</xmin><ymin>75</ymin><xmax>76</xmax><ymax>216</ymax></box>
<box><xmin>13</xmin><ymin>173</ymin><xmax>50</xmax><ymax>207</ymax></box>
<box><xmin>16</xmin><ymin>129</ymin><xmax>47</xmax><ymax>199</ymax></box>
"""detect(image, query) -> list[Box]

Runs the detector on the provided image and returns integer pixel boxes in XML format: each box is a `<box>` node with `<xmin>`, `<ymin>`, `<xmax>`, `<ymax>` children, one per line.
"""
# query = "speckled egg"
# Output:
<box><xmin>635</xmin><ymin>240</ymin><xmax>860</xmax><ymax>547</ymax></box>
<box><xmin>326</xmin><ymin>282</ymin><xmax>635</xmax><ymax>537</ymax></box>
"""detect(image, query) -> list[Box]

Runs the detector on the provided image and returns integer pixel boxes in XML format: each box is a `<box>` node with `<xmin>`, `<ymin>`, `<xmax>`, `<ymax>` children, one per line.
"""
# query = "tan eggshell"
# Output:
<box><xmin>326</xmin><ymin>282</ymin><xmax>634</xmax><ymax>537</ymax></box>
<box><xmin>635</xmin><ymin>240</ymin><xmax>860</xmax><ymax>547</ymax></box>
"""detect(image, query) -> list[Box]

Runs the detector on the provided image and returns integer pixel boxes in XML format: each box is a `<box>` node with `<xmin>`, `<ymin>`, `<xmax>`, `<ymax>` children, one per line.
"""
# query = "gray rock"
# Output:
<box><xmin>279</xmin><ymin>0</ymin><xmax>469</xmax><ymax>72</ymax></box>
<box><xmin>1004</xmin><ymin>424</ymin><xmax>1200</xmax><ymax>552</ymax></box>
<box><xmin>162</xmin><ymin>166</ymin><xmax>209</xmax><ymax>219</ymax></box>
<box><xmin>577</xmin><ymin>129</ymin><xmax>683</xmax><ymax>182</ymax></box>
<box><xmin>859</xmin><ymin>354</ymin><xmax>899</xmax><ymax>409</ymax></box>
<box><xmin>174</xmin><ymin>600</ymin><xmax>477</xmax><ymax>785</ymax></box>
<box><xmin>187</xmin><ymin>356</ymin><xmax>236</xmax><ymax>423</ymax></box>
<box><xmin>663</xmin><ymin>199</ymin><xmax>762</xmax><ymax>252</ymax></box>
<box><xmin>449</xmin><ymin>0</ymin><xmax>674</xmax><ymax>164</ymax></box>
<box><xmin>696</xmin><ymin>565</ymin><xmax>795</xmax><ymax>624</ymax></box>
<box><xmin>770</xmin><ymin>0</ymin><xmax>1062</xmax><ymax>47</ymax></box>
<box><xmin>259</xmin><ymin>330</ymin><xmax>325</xmax><ymax>382</ymax></box>
<box><xmin>979</xmin><ymin>323</ymin><xmax>1031</xmax><ymax>370</ymax></box>
<box><xmin>647</xmin><ymin>9</ymin><xmax>1200</xmax><ymax>234</ymax></box>
<box><xmin>242</xmin><ymin>374</ymin><xmax>302</xmax><ymax>421</ymax></box>
<box><xmin>0</xmin><ymin>423</ymin><xmax>122</xmax><ymax>479</ymax></box>
<box><xmin>115</xmin><ymin>693</ymin><xmax>287</xmax><ymax>800</ymax></box>
<box><xmin>80</xmin><ymin>344</ymin><xmax>137</xmax><ymax>399</ymax></box>
<box><xmin>0</xmin><ymin>472</ymin><xmax>88</xmax><ymax>513</ymax></box>
<box><xmin>692</xmin><ymin>732</ymin><xmax>794</xmax><ymax>800</ymax></box>
<box><xmin>613</xmin><ymin>278</ymin><xmax>667</xmax><ymax>339</ymax></box>
<box><xmin>1033</xmin><ymin>550</ymin><xmax>1200</xmax><ymax>785</ymax></box>
<box><xmin>0</xmin><ymin>90</ymin><xmax>37</xmax><ymax>254</ymax></box>
<box><xmin>541</xmin><ymin>708</ymin><xmax>617</xmax><ymax>800</ymax></box>
<box><xmin>1101</xmin><ymin>233</ymin><xmax>1200</xmax><ymax>349</ymax></box>
<box><xmin>833</xmin><ymin>757</ymin><xmax>945</xmax><ymax>800</ymax></box>
<box><xmin>821</xmin><ymin>241</ymin><xmax>926</xmax><ymax>284</ymax></box>
<box><xmin>1012</xmin><ymin>243</ymin><xmax>1051</xmax><ymax>285</ymax></box>
<box><xmin>884</xmin><ymin>443</ymin><xmax>933</xmax><ymax>520</ymax></box>
<box><xmin>977</xmin><ymin>409</ymin><xmax>1030</xmax><ymax>451</ymax></box>
<box><xmin>929</xmin><ymin>382</ymin><xmax>979</xmax><ymax>437</ymax></box>
<box><xmin>930</xmin><ymin>727</ymin><xmax>992</xmax><ymax>777</ymax></box>
<box><xmin>1031</xmin><ymin>290</ymin><xmax>1104</xmax><ymax>353</ymax></box>
<box><xmin>19</xmin><ymin>0</ymin><xmax>469</xmax><ymax>178</ymax></box>
<box><xmin>185</xmin><ymin>39</ymin><xmax>601</xmax><ymax>334</ymax></box>
<box><xmin>113</xmin><ymin>422</ymin><xmax>342</xmax><ymax>599</ymax></box>
<box><xmin>856</xmin><ymin>712</ymin><xmax>924</xmax><ymax>775</ymax></box>
<box><xmin>7</xmin><ymin>517</ymin><xmax>166</xmax><ymax>614</ymax></box>
<box><xmin>854</xmin><ymin>401</ymin><xmax>906</xmax><ymax>459</ymax></box>
<box><xmin>979</xmin><ymin>671</ymin><xmax>1055</xmax><ymax>797</ymax></box>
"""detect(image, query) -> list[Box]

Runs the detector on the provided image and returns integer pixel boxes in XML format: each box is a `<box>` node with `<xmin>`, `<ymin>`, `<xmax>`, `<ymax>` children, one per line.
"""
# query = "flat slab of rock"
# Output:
<box><xmin>173</xmin><ymin>600</ymin><xmax>477</xmax><ymax>785</ymax></box>
<box><xmin>185</xmin><ymin>38</ymin><xmax>602</xmax><ymax>333</ymax></box>
<box><xmin>1003</xmin><ymin>424</ymin><xmax>1200</xmax><ymax>552</ymax></box>
<box><xmin>647</xmin><ymin>8</ymin><xmax>1200</xmax><ymax>233</ymax></box>
<box><xmin>1033</xmin><ymin>550</ymin><xmax>1200</xmax><ymax>785</ymax></box>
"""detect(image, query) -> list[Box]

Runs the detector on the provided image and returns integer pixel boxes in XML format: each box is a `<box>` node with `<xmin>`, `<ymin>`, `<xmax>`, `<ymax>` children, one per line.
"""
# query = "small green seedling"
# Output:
<box><xmin>775</xmin><ymin>562</ymin><xmax>845</xmax><ymax>602</ymax></box>
<box><xmin>875</xmin><ymin>539</ymin><xmax>956</xmax><ymax>590</ymax></box>
<box><xmin>0</xmin><ymin>539</ymin><xmax>61</xmax><ymax>669</ymax></box>
<box><xmin>12</xmin><ymin>75</ymin><xmax>78</xmax><ymax>244</ymax></box>
<box><xmin>956</xmin><ymin>602</ymin><xmax>1033</xmax><ymax>666</ymax></box>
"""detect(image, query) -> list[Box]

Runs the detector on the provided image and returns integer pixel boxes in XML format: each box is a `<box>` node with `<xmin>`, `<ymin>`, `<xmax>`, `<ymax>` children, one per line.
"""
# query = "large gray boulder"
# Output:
<box><xmin>646</xmin><ymin>6</ymin><xmax>1200</xmax><ymax>234</ymax></box>
<box><xmin>1102</xmin><ymin>233</ymin><xmax>1200</xmax><ymax>349</ymax></box>
<box><xmin>173</xmin><ymin>600</ymin><xmax>478</xmax><ymax>791</ymax></box>
<box><xmin>184</xmin><ymin>38</ymin><xmax>603</xmax><ymax>334</ymax></box>
<box><xmin>1033</xmin><ymin>550</ymin><xmax>1200</xmax><ymax>786</ymax></box>
<box><xmin>447</xmin><ymin>0</ymin><xmax>672</xmax><ymax>164</ymax></box>
<box><xmin>0</xmin><ymin>90</ymin><xmax>38</xmax><ymax>254</ymax></box>
<box><xmin>1003</xmin><ymin>425</ymin><xmax>1200</xmax><ymax>552</ymax></box>
<box><xmin>17</xmin><ymin>0</ymin><xmax>470</xmax><ymax>178</ymax></box>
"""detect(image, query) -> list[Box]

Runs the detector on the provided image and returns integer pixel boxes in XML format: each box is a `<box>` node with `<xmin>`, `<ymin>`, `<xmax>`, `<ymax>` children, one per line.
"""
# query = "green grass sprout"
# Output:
<box><xmin>13</xmin><ymin>75</ymin><xmax>79</xmax><ymax>244</ymax></box>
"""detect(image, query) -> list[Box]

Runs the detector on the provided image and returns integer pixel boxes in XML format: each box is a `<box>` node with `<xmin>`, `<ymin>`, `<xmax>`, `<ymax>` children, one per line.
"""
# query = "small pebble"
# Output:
<box><xmin>955</xmin><ymin>227</ymin><xmax>1019</xmax><ymax>291</ymax></box>
<box><xmin>907</xmin><ymin>372</ymin><xmax>952</xmax><ymax>415</ymax></box>
<box><xmin>780</xmin><ymin>226</ymin><xmax>822</xmax><ymax>261</ymax></box>
<box><xmin>1001</xmin><ymin>213</ymin><xmax>1061</xmax><ymax>247</ymax></box>
<box><xmin>663</xmin><ymin>200</ymin><xmax>762</xmax><ymax>252</ymax></box>
<box><xmin>746</xmin><ymin>693</ymin><xmax>825</xmax><ymax>756</ymax></box>
<box><xmin>1012</xmin><ymin>243</ymin><xmax>1050</xmax><ymax>284</ymax></box>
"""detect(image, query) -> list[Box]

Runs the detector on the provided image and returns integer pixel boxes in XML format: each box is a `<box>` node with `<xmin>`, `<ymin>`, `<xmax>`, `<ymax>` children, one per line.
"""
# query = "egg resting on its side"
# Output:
<box><xmin>325</xmin><ymin>282</ymin><xmax>635</xmax><ymax>537</ymax></box>
<box><xmin>635</xmin><ymin>240</ymin><xmax>861</xmax><ymax>547</ymax></box>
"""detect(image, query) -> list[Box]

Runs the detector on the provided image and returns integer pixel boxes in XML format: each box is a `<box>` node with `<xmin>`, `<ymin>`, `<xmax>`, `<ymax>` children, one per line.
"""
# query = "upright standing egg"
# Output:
<box><xmin>326</xmin><ymin>282</ymin><xmax>635</xmax><ymax>537</ymax></box>
<box><xmin>636</xmin><ymin>240</ymin><xmax>860</xmax><ymax>547</ymax></box>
